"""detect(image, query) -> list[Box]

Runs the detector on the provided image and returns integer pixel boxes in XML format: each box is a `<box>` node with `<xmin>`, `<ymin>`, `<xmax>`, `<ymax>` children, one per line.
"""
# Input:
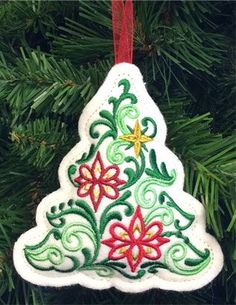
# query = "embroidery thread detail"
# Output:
<box><xmin>106</xmin><ymin>139</ymin><xmax>129</xmax><ymax>165</ymax></box>
<box><xmin>119</xmin><ymin>120</ymin><xmax>153</xmax><ymax>158</ymax></box>
<box><xmin>23</xmin><ymin>76</ymin><xmax>213</xmax><ymax>282</ymax></box>
<box><xmin>102</xmin><ymin>206</ymin><xmax>169</xmax><ymax>272</ymax></box>
<box><xmin>164</xmin><ymin>243</ymin><xmax>210</xmax><ymax>275</ymax></box>
<box><xmin>116</xmin><ymin>104</ymin><xmax>140</xmax><ymax>135</ymax></box>
<box><xmin>145</xmin><ymin>149</ymin><xmax>176</xmax><ymax>183</ymax></box>
<box><xmin>74</xmin><ymin>152</ymin><xmax>125</xmax><ymax>212</ymax></box>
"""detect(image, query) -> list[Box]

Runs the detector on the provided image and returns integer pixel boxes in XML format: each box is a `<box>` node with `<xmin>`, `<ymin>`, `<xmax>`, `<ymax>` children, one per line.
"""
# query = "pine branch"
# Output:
<box><xmin>52</xmin><ymin>1</ymin><xmax>227</xmax><ymax>86</ymax></box>
<box><xmin>136</xmin><ymin>1</ymin><xmax>226</xmax><ymax>74</ymax></box>
<box><xmin>0</xmin><ymin>50</ymin><xmax>112</xmax><ymax>121</ymax></box>
<box><xmin>0</xmin><ymin>0</ymin><xmax>78</xmax><ymax>52</ymax></box>
<box><xmin>10</xmin><ymin>118</ymin><xmax>74</xmax><ymax>169</ymax></box>
<box><xmin>52</xmin><ymin>1</ymin><xmax>112</xmax><ymax>64</ymax></box>
<box><xmin>163</xmin><ymin>101</ymin><xmax>235</xmax><ymax>235</ymax></box>
<box><xmin>161</xmin><ymin>100</ymin><xmax>236</xmax><ymax>302</ymax></box>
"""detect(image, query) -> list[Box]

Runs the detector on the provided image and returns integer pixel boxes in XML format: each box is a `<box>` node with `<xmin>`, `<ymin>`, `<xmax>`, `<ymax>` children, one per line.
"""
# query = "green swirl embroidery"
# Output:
<box><xmin>108</xmin><ymin>267</ymin><xmax>145</xmax><ymax>279</ymax></box>
<box><xmin>144</xmin><ymin>206</ymin><xmax>174</xmax><ymax>226</ymax></box>
<box><xmin>134</xmin><ymin>149</ymin><xmax>176</xmax><ymax>208</ymax></box>
<box><xmin>164</xmin><ymin>243</ymin><xmax>210</xmax><ymax>275</ymax></box>
<box><xmin>140</xmin><ymin>261</ymin><xmax>168</xmax><ymax>274</ymax></box>
<box><xmin>76</xmin><ymin>112</ymin><xmax>118</xmax><ymax>165</ymax></box>
<box><xmin>81</xmin><ymin>265</ymin><xmax>115</xmax><ymax>277</ymax></box>
<box><xmin>74</xmin><ymin>79</ymin><xmax>137</xmax><ymax>166</ymax></box>
<box><xmin>159</xmin><ymin>192</ymin><xmax>195</xmax><ymax>230</ymax></box>
<box><xmin>134</xmin><ymin>178</ymin><xmax>158</xmax><ymax>209</ymax></box>
<box><xmin>106</xmin><ymin>139</ymin><xmax>129</xmax><ymax>165</ymax></box>
<box><xmin>109</xmin><ymin>79</ymin><xmax>137</xmax><ymax>115</ymax></box>
<box><xmin>141</xmin><ymin>117</ymin><xmax>157</xmax><ymax>138</ymax></box>
<box><xmin>68</xmin><ymin>164</ymin><xmax>78</xmax><ymax>187</ymax></box>
<box><xmin>99</xmin><ymin>191</ymin><xmax>133</xmax><ymax>235</ymax></box>
<box><xmin>145</xmin><ymin>149</ymin><xmax>176</xmax><ymax>183</ymax></box>
<box><xmin>61</xmin><ymin>223</ymin><xmax>97</xmax><ymax>253</ymax></box>
<box><xmin>80</xmin><ymin>260</ymin><xmax>145</xmax><ymax>279</ymax></box>
<box><xmin>75</xmin><ymin>144</ymin><xmax>96</xmax><ymax>165</ymax></box>
<box><xmin>25</xmin><ymin>221</ymin><xmax>99</xmax><ymax>272</ymax></box>
<box><xmin>89</xmin><ymin>112</ymin><xmax>117</xmax><ymax>142</ymax></box>
<box><xmin>25</xmin><ymin>247</ymin><xmax>82</xmax><ymax>273</ymax></box>
<box><xmin>46</xmin><ymin>199</ymin><xmax>97</xmax><ymax>232</ymax></box>
<box><xmin>25</xmin><ymin>199</ymin><xmax>100</xmax><ymax>272</ymax></box>
<box><xmin>26</xmin><ymin>245</ymin><xmax>64</xmax><ymax>265</ymax></box>
<box><xmin>135</xmin><ymin>177</ymin><xmax>171</xmax><ymax>209</ymax></box>
<box><xmin>104</xmin><ymin>261</ymin><xmax>146</xmax><ymax>279</ymax></box>
<box><xmin>119</xmin><ymin>150</ymin><xmax>146</xmax><ymax>191</ymax></box>
<box><xmin>24</xmin><ymin>230</ymin><xmax>81</xmax><ymax>272</ymax></box>
<box><xmin>116</xmin><ymin>104</ymin><xmax>140</xmax><ymax>134</ymax></box>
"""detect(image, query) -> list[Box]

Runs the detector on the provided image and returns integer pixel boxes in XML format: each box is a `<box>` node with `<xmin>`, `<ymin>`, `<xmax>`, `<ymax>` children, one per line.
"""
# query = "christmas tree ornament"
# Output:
<box><xmin>14</xmin><ymin>0</ymin><xmax>223</xmax><ymax>292</ymax></box>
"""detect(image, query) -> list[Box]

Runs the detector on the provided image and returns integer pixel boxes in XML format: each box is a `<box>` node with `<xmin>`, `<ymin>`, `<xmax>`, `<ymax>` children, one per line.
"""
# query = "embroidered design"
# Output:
<box><xmin>116</xmin><ymin>104</ymin><xmax>140</xmax><ymax>135</ymax></box>
<box><xmin>25</xmin><ymin>199</ymin><xmax>100</xmax><ymax>272</ymax></box>
<box><xmin>146</xmin><ymin>149</ymin><xmax>176</xmax><ymax>183</ymax></box>
<box><xmin>164</xmin><ymin>243</ymin><xmax>211</xmax><ymax>275</ymax></box>
<box><xmin>74</xmin><ymin>152</ymin><xmax>125</xmax><ymax>212</ymax></box>
<box><xmin>102</xmin><ymin>206</ymin><xmax>169</xmax><ymax>272</ymax></box>
<box><xmin>119</xmin><ymin>120</ymin><xmax>153</xmax><ymax>158</ymax></box>
<box><xmin>16</xmin><ymin>65</ymin><xmax>221</xmax><ymax>292</ymax></box>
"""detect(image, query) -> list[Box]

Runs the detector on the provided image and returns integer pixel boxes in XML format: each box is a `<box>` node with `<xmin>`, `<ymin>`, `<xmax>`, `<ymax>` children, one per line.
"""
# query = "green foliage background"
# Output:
<box><xmin>0</xmin><ymin>1</ymin><xmax>235</xmax><ymax>304</ymax></box>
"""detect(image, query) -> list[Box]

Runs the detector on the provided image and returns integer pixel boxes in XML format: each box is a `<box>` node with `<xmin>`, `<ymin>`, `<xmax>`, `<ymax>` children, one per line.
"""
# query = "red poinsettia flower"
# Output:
<box><xmin>102</xmin><ymin>207</ymin><xmax>169</xmax><ymax>272</ymax></box>
<box><xmin>74</xmin><ymin>152</ymin><xmax>125</xmax><ymax>212</ymax></box>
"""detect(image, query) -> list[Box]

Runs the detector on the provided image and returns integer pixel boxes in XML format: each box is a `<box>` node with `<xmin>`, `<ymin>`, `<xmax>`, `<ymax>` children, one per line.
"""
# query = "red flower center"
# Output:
<box><xmin>74</xmin><ymin>152</ymin><xmax>125</xmax><ymax>212</ymax></box>
<box><xmin>102</xmin><ymin>206</ymin><xmax>169</xmax><ymax>272</ymax></box>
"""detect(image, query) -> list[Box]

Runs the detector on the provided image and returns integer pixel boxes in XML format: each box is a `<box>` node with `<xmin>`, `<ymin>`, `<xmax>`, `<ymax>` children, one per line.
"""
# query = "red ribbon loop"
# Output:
<box><xmin>112</xmin><ymin>0</ymin><xmax>133</xmax><ymax>64</ymax></box>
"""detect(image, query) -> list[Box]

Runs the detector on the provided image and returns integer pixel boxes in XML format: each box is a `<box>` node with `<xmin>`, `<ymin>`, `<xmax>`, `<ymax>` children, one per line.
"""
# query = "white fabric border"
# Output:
<box><xmin>13</xmin><ymin>63</ymin><xmax>224</xmax><ymax>292</ymax></box>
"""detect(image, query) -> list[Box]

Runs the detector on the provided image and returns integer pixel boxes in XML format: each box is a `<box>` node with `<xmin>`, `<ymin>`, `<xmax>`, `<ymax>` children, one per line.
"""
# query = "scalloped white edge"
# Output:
<box><xmin>13</xmin><ymin>63</ymin><xmax>224</xmax><ymax>292</ymax></box>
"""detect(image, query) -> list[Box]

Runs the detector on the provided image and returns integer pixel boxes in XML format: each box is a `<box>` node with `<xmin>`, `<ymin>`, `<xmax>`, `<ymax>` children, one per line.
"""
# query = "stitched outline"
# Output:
<box><xmin>101</xmin><ymin>206</ymin><xmax>170</xmax><ymax>272</ymax></box>
<box><xmin>74</xmin><ymin>151</ymin><xmax>125</xmax><ymax>212</ymax></box>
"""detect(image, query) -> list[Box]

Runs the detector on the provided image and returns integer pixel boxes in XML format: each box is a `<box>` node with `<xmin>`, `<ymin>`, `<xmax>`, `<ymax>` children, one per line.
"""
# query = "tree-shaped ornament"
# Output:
<box><xmin>14</xmin><ymin>0</ymin><xmax>223</xmax><ymax>292</ymax></box>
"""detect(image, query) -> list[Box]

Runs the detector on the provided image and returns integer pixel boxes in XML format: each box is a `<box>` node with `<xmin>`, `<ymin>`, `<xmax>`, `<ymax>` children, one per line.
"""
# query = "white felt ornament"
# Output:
<box><xmin>14</xmin><ymin>62</ymin><xmax>223</xmax><ymax>292</ymax></box>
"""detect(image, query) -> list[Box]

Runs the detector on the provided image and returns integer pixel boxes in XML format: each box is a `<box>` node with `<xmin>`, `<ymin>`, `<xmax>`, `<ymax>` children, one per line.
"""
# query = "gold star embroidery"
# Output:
<box><xmin>119</xmin><ymin>120</ymin><xmax>153</xmax><ymax>158</ymax></box>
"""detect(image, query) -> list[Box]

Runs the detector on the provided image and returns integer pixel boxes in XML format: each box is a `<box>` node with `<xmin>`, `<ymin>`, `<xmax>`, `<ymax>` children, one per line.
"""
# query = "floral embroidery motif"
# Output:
<box><xmin>24</xmin><ymin>78</ymin><xmax>212</xmax><ymax>281</ymax></box>
<box><xmin>74</xmin><ymin>152</ymin><xmax>125</xmax><ymax>212</ymax></box>
<box><xmin>119</xmin><ymin>120</ymin><xmax>153</xmax><ymax>158</ymax></box>
<box><xmin>102</xmin><ymin>206</ymin><xmax>169</xmax><ymax>272</ymax></box>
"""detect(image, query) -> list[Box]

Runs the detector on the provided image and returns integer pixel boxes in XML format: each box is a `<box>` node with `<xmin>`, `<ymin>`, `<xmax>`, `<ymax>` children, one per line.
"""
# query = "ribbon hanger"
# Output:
<box><xmin>111</xmin><ymin>0</ymin><xmax>134</xmax><ymax>64</ymax></box>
